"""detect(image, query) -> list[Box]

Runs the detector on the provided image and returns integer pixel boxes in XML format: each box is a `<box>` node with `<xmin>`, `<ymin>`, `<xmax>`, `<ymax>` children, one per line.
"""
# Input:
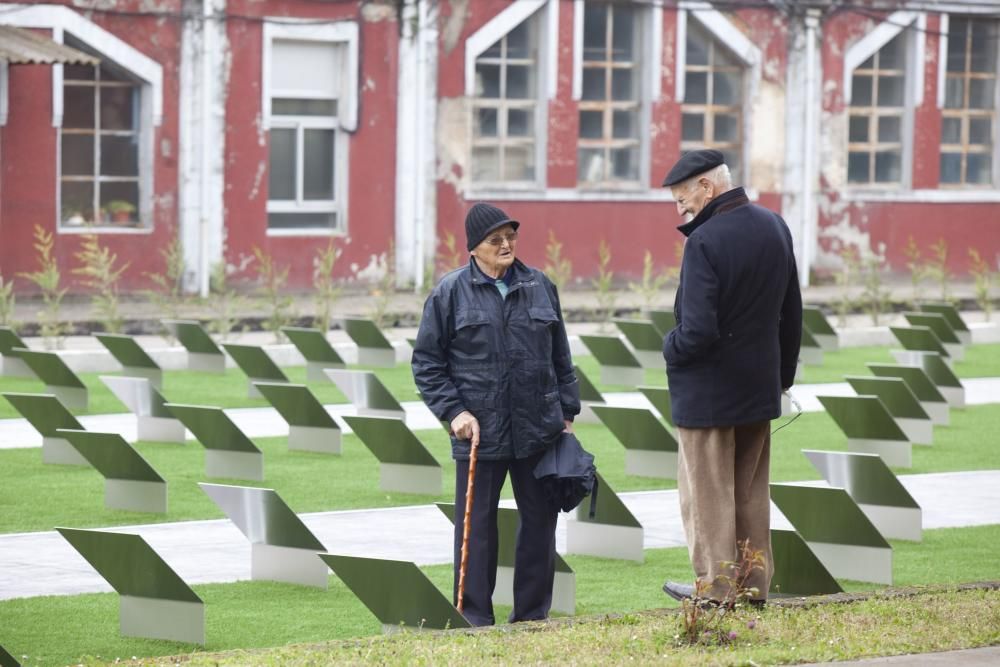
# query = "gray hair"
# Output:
<box><xmin>676</xmin><ymin>162</ymin><xmax>733</xmax><ymax>193</ymax></box>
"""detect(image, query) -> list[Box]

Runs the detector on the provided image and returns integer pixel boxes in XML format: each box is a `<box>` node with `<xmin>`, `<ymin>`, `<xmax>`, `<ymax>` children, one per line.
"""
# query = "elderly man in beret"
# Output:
<box><xmin>659</xmin><ymin>150</ymin><xmax>802</xmax><ymax>606</ymax></box>
<box><xmin>412</xmin><ymin>202</ymin><xmax>580</xmax><ymax>626</ymax></box>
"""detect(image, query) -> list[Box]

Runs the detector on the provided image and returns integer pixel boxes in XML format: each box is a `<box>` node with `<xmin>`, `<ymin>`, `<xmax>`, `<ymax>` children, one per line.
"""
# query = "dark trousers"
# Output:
<box><xmin>453</xmin><ymin>451</ymin><xmax>559</xmax><ymax>626</ymax></box>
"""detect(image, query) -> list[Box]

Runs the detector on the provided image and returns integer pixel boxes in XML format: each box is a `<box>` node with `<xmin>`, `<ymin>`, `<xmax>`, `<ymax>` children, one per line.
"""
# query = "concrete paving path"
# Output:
<box><xmin>813</xmin><ymin>646</ymin><xmax>1000</xmax><ymax>666</ymax></box>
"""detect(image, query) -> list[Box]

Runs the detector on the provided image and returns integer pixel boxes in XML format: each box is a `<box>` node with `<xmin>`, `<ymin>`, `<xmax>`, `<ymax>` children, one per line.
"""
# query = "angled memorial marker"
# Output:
<box><xmin>0</xmin><ymin>326</ymin><xmax>31</xmax><ymax>376</ymax></box>
<box><xmin>579</xmin><ymin>334</ymin><xmax>643</xmax><ymax>387</ymax></box>
<box><xmin>57</xmin><ymin>527</ymin><xmax>204</xmax><ymax>644</ymax></box>
<box><xmin>11</xmin><ymin>348</ymin><xmax>87</xmax><ymax>409</ymax></box>
<box><xmin>0</xmin><ymin>642</ymin><xmax>20</xmax><ymax>667</ymax></box>
<box><xmin>889</xmin><ymin>325</ymin><xmax>949</xmax><ymax>365</ymax></box>
<box><xmin>638</xmin><ymin>385</ymin><xmax>673</xmax><ymax>426</ymax></box>
<box><xmin>770</xmin><ymin>483</ymin><xmax>892</xmax><ymax>585</ymax></box>
<box><xmin>100</xmin><ymin>375</ymin><xmax>186</xmax><ymax>442</ymax></box>
<box><xmin>165</xmin><ymin>403</ymin><xmax>264</xmax><ymax>481</ymax></box>
<box><xmin>868</xmin><ymin>363</ymin><xmax>949</xmax><ymax>425</ymax></box>
<box><xmin>574</xmin><ymin>364</ymin><xmax>605</xmax><ymax>424</ymax></box>
<box><xmin>2</xmin><ymin>392</ymin><xmax>87</xmax><ymax>465</ymax></box>
<box><xmin>56</xmin><ymin>429</ymin><xmax>167</xmax><ymax>513</ymax></box>
<box><xmin>844</xmin><ymin>375</ymin><xmax>932</xmax><ymax>445</ymax></box>
<box><xmin>162</xmin><ymin>319</ymin><xmax>225</xmax><ymax>373</ymax></box>
<box><xmin>281</xmin><ymin>326</ymin><xmax>346</xmax><ymax>382</ymax></box>
<box><xmin>325</xmin><ymin>368</ymin><xmax>405</xmax><ymax>419</ymax></box>
<box><xmin>817</xmin><ymin>395</ymin><xmax>912</xmax><ymax>467</ymax></box>
<box><xmin>591</xmin><ymin>405</ymin><xmax>677</xmax><ymax>479</ymax></box>
<box><xmin>566</xmin><ymin>471</ymin><xmax>643</xmax><ymax>562</ymax></box>
<box><xmin>200</xmin><ymin>483</ymin><xmax>328</xmax><ymax>588</ymax></box>
<box><xmin>254</xmin><ymin>381</ymin><xmax>341</xmax><ymax>454</ymax></box>
<box><xmin>646</xmin><ymin>309</ymin><xmax>676</xmax><ymax>336</ymax></box>
<box><xmin>437</xmin><ymin>503</ymin><xmax>575</xmax><ymax>614</ymax></box>
<box><xmin>803</xmin><ymin>450</ymin><xmax>921</xmax><ymax>541</ymax></box>
<box><xmin>802</xmin><ymin>306</ymin><xmax>839</xmax><ymax>351</ymax></box>
<box><xmin>221</xmin><ymin>343</ymin><xmax>289</xmax><ymax>398</ymax></box>
<box><xmin>919</xmin><ymin>302</ymin><xmax>971</xmax><ymax>345</ymax></box>
<box><xmin>319</xmin><ymin>554</ymin><xmax>470</xmax><ymax>632</ymax></box>
<box><xmin>917</xmin><ymin>353</ymin><xmax>965</xmax><ymax>408</ymax></box>
<box><xmin>342</xmin><ymin>415</ymin><xmax>441</xmax><ymax>495</ymax></box>
<box><xmin>95</xmin><ymin>333</ymin><xmax>163</xmax><ymax>388</ymax></box>
<box><xmin>769</xmin><ymin>529</ymin><xmax>843</xmax><ymax>597</ymax></box>
<box><xmin>799</xmin><ymin>326</ymin><xmax>823</xmax><ymax>366</ymax></box>
<box><xmin>904</xmin><ymin>312</ymin><xmax>963</xmax><ymax>360</ymax></box>
<box><xmin>614</xmin><ymin>318</ymin><xmax>665</xmax><ymax>369</ymax></box>
<box><xmin>342</xmin><ymin>317</ymin><xmax>396</xmax><ymax>367</ymax></box>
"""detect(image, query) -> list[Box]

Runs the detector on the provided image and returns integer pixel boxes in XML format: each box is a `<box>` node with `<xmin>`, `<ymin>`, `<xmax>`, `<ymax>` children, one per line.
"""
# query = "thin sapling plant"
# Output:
<box><xmin>18</xmin><ymin>225</ymin><xmax>69</xmax><ymax>348</ymax></box>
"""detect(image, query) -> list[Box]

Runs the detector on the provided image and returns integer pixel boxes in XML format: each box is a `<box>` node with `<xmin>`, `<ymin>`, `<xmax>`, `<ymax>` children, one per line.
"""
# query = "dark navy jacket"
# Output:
<box><xmin>663</xmin><ymin>187</ymin><xmax>802</xmax><ymax>428</ymax></box>
<box><xmin>412</xmin><ymin>258</ymin><xmax>580</xmax><ymax>461</ymax></box>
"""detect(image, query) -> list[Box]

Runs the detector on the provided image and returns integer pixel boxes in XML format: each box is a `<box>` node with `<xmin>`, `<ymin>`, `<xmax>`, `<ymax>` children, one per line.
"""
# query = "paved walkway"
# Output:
<box><xmin>813</xmin><ymin>646</ymin><xmax>1000</xmax><ymax>666</ymax></box>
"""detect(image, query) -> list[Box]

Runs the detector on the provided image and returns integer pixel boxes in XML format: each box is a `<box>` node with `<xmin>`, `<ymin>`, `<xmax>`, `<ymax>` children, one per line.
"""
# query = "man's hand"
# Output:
<box><xmin>450</xmin><ymin>410</ymin><xmax>480</xmax><ymax>447</ymax></box>
<box><xmin>563</xmin><ymin>420</ymin><xmax>573</xmax><ymax>433</ymax></box>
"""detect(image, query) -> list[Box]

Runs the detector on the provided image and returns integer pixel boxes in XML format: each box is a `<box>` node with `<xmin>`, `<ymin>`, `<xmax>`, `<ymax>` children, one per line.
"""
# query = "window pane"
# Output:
<box><xmin>611</xmin><ymin>146</ymin><xmax>638</xmax><ymax>180</ymax></box>
<box><xmin>64</xmin><ymin>64</ymin><xmax>95</xmax><ymax>81</ymax></box>
<box><xmin>583</xmin><ymin>4</ymin><xmax>607</xmax><ymax>56</ymax></box>
<box><xmin>99</xmin><ymin>181</ymin><xmax>139</xmax><ymax>224</ymax></box>
<box><xmin>713</xmin><ymin>70</ymin><xmax>741</xmax><ymax>105</ymax></box>
<box><xmin>969</xmin><ymin>79</ymin><xmax>995</xmax><ymax>109</ymax></box>
<box><xmin>847</xmin><ymin>151</ymin><xmax>870</xmax><ymax>183</ymax></box>
<box><xmin>579</xmin><ymin>110</ymin><xmax>603</xmax><ymax>139</ymax></box>
<box><xmin>877</xmin><ymin>76</ymin><xmax>904</xmax><ymax>107</ymax></box>
<box><xmin>472</xmin><ymin>146</ymin><xmax>500</xmax><ymax>181</ymax></box>
<box><xmin>100</xmin><ymin>135</ymin><xmax>138</xmax><ymax>176</ymax></box>
<box><xmin>507</xmin><ymin>65</ymin><xmax>533</xmax><ymax>99</ymax></box>
<box><xmin>476</xmin><ymin>64</ymin><xmax>501</xmax><ymax>98</ymax></box>
<box><xmin>507</xmin><ymin>21</ymin><xmax>531</xmax><ymax>59</ymax></box>
<box><xmin>611</xmin><ymin>7</ymin><xmax>636</xmax><ymax>62</ymax></box>
<box><xmin>859</xmin><ymin>55</ymin><xmax>875</xmax><ymax>70</ymax></box>
<box><xmin>714</xmin><ymin>113</ymin><xmax>739</xmax><ymax>142</ymax></box>
<box><xmin>475</xmin><ymin>108</ymin><xmax>498</xmax><ymax>138</ymax></box>
<box><xmin>63</xmin><ymin>85</ymin><xmax>95</xmax><ymax>129</ymax></box>
<box><xmin>682</xmin><ymin>113</ymin><xmax>704</xmax><ymax>141</ymax></box>
<box><xmin>268</xmin><ymin>212</ymin><xmax>335</xmax><ymax>229</ymax></box>
<box><xmin>941</xmin><ymin>117</ymin><xmax>962</xmax><ymax>144</ymax></box>
<box><xmin>582</xmin><ymin>68</ymin><xmax>606</xmax><ymax>101</ymax></box>
<box><xmin>879</xmin><ymin>34</ymin><xmax>906</xmax><ymax>70</ymax></box>
<box><xmin>947</xmin><ymin>20</ymin><xmax>967</xmax><ymax>72</ymax></box>
<box><xmin>874</xmin><ymin>151</ymin><xmax>901</xmax><ymax>182</ymax></box>
<box><xmin>686</xmin><ymin>71</ymin><xmax>708</xmax><ymax>104</ymax></box>
<box><xmin>939</xmin><ymin>152</ymin><xmax>962</xmax><ymax>183</ymax></box>
<box><xmin>272</xmin><ymin>98</ymin><xmax>337</xmax><ymax>116</ymax></box>
<box><xmin>611</xmin><ymin>68</ymin><xmax>635</xmax><ymax>101</ymax></box>
<box><xmin>482</xmin><ymin>38</ymin><xmax>502</xmax><ymax>59</ymax></box>
<box><xmin>303</xmin><ymin>129</ymin><xmax>334</xmax><ymax>200</ymax></box>
<box><xmin>268</xmin><ymin>128</ymin><xmax>296</xmax><ymax>200</ymax></box>
<box><xmin>613</xmin><ymin>109</ymin><xmax>636</xmax><ymax>138</ymax></box>
<box><xmin>686</xmin><ymin>29</ymin><xmax>709</xmax><ymax>66</ymax></box>
<box><xmin>944</xmin><ymin>78</ymin><xmax>964</xmax><ymax>109</ymax></box>
<box><xmin>877</xmin><ymin>116</ymin><xmax>901</xmax><ymax>142</ymax></box>
<box><xmin>61</xmin><ymin>134</ymin><xmax>94</xmax><ymax>175</ymax></box>
<box><xmin>100</xmin><ymin>86</ymin><xmax>135</xmax><ymax>130</ymax></box>
<box><xmin>967</xmin><ymin>153</ymin><xmax>992</xmax><ymax>184</ymax></box>
<box><xmin>969</xmin><ymin>117</ymin><xmax>993</xmax><ymax>145</ymax></box>
<box><xmin>970</xmin><ymin>21</ymin><xmax>998</xmax><ymax>73</ymax></box>
<box><xmin>848</xmin><ymin>115</ymin><xmax>869</xmax><ymax>142</ymax></box>
<box><xmin>852</xmin><ymin>75</ymin><xmax>873</xmax><ymax>106</ymax></box>
<box><xmin>578</xmin><ymin>147</ymin><xmax>604</xmax><ymax>182</ymax></box>
<box><xmin>61</xmin><ymin>181</ymin><xmax>95</xmax><ymax>225</ymax></box>
<box><xmin>503</xmin><ymin>145</ymin><xmax>535</xmax><ymax>181</ymax></box>
<box><xmin>508</xmin><ymin>108</ymin><xmax>533</xmax><ymax>137</ymax></box>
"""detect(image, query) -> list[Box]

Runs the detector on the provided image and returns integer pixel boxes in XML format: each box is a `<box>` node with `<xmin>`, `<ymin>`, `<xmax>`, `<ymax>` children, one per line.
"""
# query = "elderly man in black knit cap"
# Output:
<box><xmin>411</xmin><ymin>202</ymin><xmax>580</xmax><ymax>626</ymax></box>
<box><xmin>659</xmin><ymin>150</ymin><xmax>802</xmax><ymax>606</ymax></box>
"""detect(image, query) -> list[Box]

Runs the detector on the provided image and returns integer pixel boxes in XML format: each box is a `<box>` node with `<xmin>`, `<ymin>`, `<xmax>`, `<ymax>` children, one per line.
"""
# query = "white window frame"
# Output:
<box><xmin>261</xmin><ymin>21</ymin><xmax>358</xmax><ymax>236</ymax></box>
<box><xmin>675</xmin><ymin>3</ymin><xmax>760</xmax><ymax>188</ymax></box>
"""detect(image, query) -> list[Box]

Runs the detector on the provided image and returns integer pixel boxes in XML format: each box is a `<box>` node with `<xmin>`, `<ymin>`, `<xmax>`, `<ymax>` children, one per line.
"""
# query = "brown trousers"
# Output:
<box><xmin>676</xmin><ymin>421</ymin><xmax>774</xmax><ymax>600</ymax></box>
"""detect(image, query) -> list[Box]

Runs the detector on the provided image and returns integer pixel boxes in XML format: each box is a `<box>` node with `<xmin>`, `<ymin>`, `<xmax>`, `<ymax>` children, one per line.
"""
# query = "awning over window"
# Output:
<box><xmin>0</xmin><ymin>25</ymin><xmax>98</xmax><ymax>65</ymax></box>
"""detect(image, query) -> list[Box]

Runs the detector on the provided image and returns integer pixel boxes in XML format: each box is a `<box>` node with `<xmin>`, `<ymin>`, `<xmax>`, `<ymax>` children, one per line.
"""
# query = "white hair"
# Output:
<box><xmin>676</xmin><ymin>162</ymin><xmax>733</xmax><ymax>194</ymax></box>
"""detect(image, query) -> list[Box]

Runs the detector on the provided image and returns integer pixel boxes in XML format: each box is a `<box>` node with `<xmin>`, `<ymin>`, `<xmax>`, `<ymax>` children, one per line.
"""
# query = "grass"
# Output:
<box><xmin>1</xmin><ymin>525</ymin><xmax>998</xmax><ymax>666</ymax></box>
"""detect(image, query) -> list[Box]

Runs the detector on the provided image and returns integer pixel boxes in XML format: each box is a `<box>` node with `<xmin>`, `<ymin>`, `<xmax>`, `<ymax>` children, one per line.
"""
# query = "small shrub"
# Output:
<box><xmin>369</xmin><ymin>242</ymin><xmax>396</xmax><ymax>329</ymax></box>
<box><xmin>252</xmin><ymin>246</ymin><xmax>295</xmax><ymax>342</ymax></box>
<box><xmin>591</xmin><ymin>240</ymin><xmax>616</xmax><ymax>329</ymax></box>
<box><xmin>436</xmin><ymin>230</ymin><xmax>466</xmax><ymax>276</ymax></box>
<box><xmin>143</xmin><ymin>235</ymin><xmax>186</xmax><ymax>339</ymax></box>
<box><xmin>18</xmin><ymin>225</ymin><xmax>69</xmax><ymax>348</ymax></box>
<box><xmin>207</xmin><ymin>261</ymin><xmax>244</xmax><ymax>340</ymax></box>
<box><xmin>860</xmin><ymin>244</ymin><xmax>891</xmax><ymax>326</ymax></box>
<box><xmin>0</xmin><ymin>276</ymin><xmax>16</xmax><ymax>329</ymax></box>
<box><xmin>834</xmin><ymin>244</ymin><xmax>860</xmax><ymax>327</ymax></box>
<box><xmin>73</xmin><ymin>234</ymin><xmax>130</xmax><ymax>333</ymax></box>
<box><xmin>628</xmin><ymin>246</ymin><xmax>681</xmax><ymax>316</ymax></box>
<box><xmin>543</xmin><ymin>230</ymin><xmax>573</xmax><ymax>293</ymax></box>
<box><xmin>903</xmin><ymin>235</ymin><xmax>928</xmax><ymax>310</ymax></box>
<box><xmin>926</xmin><ymin>238</ymin><xmax>953</xmax><ymax>304</ymax></box>
<box><xmin>968</xmin><ymin>247</ymin><xmax>994</xmax><ymax>321</ymax></box>
<box><xmin>312</xmin><ymin>241</ymin><xmax>342</xmax><ymax>333</ymax></box>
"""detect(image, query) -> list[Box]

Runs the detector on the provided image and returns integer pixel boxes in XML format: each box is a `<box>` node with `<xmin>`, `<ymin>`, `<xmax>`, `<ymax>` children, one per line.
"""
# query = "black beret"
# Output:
<box><xmin>661</xmin><ymin>149</ymin><xmax>725</xmax><ymax>187</ymax></box>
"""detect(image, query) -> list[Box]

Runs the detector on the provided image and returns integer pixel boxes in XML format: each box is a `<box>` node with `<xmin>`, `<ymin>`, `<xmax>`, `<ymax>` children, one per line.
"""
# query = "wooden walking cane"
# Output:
<box><xmin>456</xmin><ymin>425</ymin><xmax>480</xmax><ymax>613</ymax></box>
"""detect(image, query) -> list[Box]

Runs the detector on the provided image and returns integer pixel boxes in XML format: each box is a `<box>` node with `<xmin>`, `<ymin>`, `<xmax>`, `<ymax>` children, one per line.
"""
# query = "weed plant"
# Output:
<box><xmin>207</xmin><ymin>261</ymin><xmax>244</xmax><ymax>340</ymax></box>
<box><xmin>143</xmin><ymin>235</ymin><xmax>186</xmax><ymax>338</ymax></box>
<box><xmin>903</xmin><ymin>236</ymin><xmax>928</xmax><ymax>309</ymax></box>
<box><xmin>18</xmin><ymin>225</ymin><xmax>68</xmax><ymax>348</ymax></box>
<box><xmin>436</xmin><ymin>230</ymin><xmax>465</xmax><ymax>276</ymax></box>
<box><xmin>73</xmin><ymin>234</ymin><xmax>130</xmax><ymax>333</ymax></box>
<box><xmin>591</xmin><ymin>240</ymin><xmax>616</xmax><ymax>329</ymax></box>
<box><xmin>312</xmin><ymin>241</ymin><xmax>342</xmax><ymax>333</ymax></box>
<box><xmin>926</xmin><ymin>239</ymin><xmax>953</xmax><ymax>304</ymax></box>
<box><xmin>369</xmin><ymin>242</ymin><xmax>396</xmax><ymax>328</ymax></box>
<box><xmin>252</xmin><ymin>246</ymin><xmax>294</xmax><ymax>342</ymax></box>
<box><xmin>834</xmin><ymin>245</ymin><xmax>859</xmax><ymax>327</ymax></box>
<box><xmin>628</xmin><ymin>248</ymin><xmax>678</xmax><ymax>316</ymax></box>
<box><xmin>968</xmin><ymin>248</ymin><xmax>994</xmax><ymax>321</ymax></box>
<box><xmin>0</xmin><ymin>276</ymin><xmax>16</xmax><ymax>329</ymax></box>
<box><xmin>860</xmin><ymin>246</ymin><xmax>891</xmax><ymax>325</ymax></box>
<box><xmin>543</xmin><ymin>230</ymin><xmax>573</xmax><ymax>293</ymax></box>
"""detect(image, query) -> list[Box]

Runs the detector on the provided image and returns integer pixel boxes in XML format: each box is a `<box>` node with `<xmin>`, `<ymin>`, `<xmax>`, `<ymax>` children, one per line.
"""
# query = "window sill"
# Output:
<box><xmin>841</xmin><ymin>189</ymin><xmax>1000</xmax><ymax>203</ymax></box>
<box><xmin>465</xmin><ymin>187</ymin><xmax>760</xmax><ymax>203</ymax></box>
<box><xmin>266</xmin><ymin>228</ymin><xmax>342</xmax><ymax>237</ymax></box>
<box><xmin>58</xmin><ymin>225</ymin><xmax>152</xmax><ymax>235</ymax></box>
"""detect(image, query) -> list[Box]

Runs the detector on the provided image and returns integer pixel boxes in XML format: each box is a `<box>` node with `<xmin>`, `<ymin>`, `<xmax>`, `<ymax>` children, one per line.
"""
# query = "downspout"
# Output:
<box><xmin>800</xmin><ymin>9</ymin><xmax>820</xmax><ymax>287</ymax></box>
<box><xmin>413</xmin><ymin>0</ymin><xmax>427</xmax><ymax>292</ymax></box>
<box><xmin>198</xmin><ymin>0</ymin><xmax>212</xmax><ymax>298</ymax></box>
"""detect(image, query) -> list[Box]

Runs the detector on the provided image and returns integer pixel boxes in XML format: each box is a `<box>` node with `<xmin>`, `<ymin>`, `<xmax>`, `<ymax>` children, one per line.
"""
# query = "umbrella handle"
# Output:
<box><xmin>456</xmin><ymin>436</ymin><xmax>479</xmax><ymax>613</ymax></box>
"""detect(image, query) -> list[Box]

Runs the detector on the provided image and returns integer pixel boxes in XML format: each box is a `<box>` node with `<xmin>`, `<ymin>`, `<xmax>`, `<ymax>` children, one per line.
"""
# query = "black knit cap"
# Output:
<box><xmin>661</xmin><ymin>149</ymin><xmax>725</xmax><ymax>187</ymax></box>
<box><xmin>465</xmin><ymin>202</ymin><xmax>520</xmax><ymax>251</ymax></box>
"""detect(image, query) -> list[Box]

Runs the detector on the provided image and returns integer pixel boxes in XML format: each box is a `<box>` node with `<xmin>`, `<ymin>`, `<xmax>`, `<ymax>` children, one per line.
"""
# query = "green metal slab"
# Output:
<box><xmin>867</xmin><ymin>364</ymin><xmax>946</xmax><ymax>402</ymax></box>
<box><xmin>342</xmin><ymin>415</ymin><xmax>439</xmax><ymax>466</ymax></box>
<box><xmin>919</xmin><ymin>353</ymin><xmax>963</xmax><ymax>389</ymax></box>
<box><xmin>591</xmin><ymin>405</ymin><xmax>677</xmax><ymax>452</ymax></box>
<box><xmin>638</xmin><ymin>386</ymin><xmax>673</xmax><ymax>426</ymax></box>
<box><xmin>281</xmin><ymin>326</ymin><xmax>346</xmax><ymax>366</ymax></box>
<box><xmin>903</xmin><ymin>312</ymin><xmax>960</xmax><ymax>345</ymax></box>
<box><xmin>575</xmin><ymin>365</ymin><xmax>605</xmax><ymax>403</ymax></box>
<box><xmin>325</xmin><ymin>369</ymin><xmax>404</xmax><ymax>416</ymax></box>
<box><xmin>253</xmin><ymin>382</ymin><xmax>339</xmax><ymax>430</ymax></box>
<box><xmin>162</xmin><ymin>319</ymin><xmax>223</xmax><ymax>355</ymax></box>
<box><xmin>575</xmin><ymin>471</ymin><xmax>641</xmax><ymax>528</ymax></box>
<box><xmin>613</xmin><ymin>319</ymin><xmax>663</xmax><ymax>352</ymax></box>
<box><xmin>100</xmin><ymin>375</ymin><xmax>175</xmax><ymax>419</ymax></box>
<box><xmin>770</xmin><ymin>484</ymin><xmax>890</xmax><ymax>548</ymax></box>
<box><xmin>164</xmin><ymin>404</ymin><xmax>261</xmax><ymax>453</ymax></box>
<box><xmin>817</xmin><ymin>395</ymin><xmax>907</xmax><ymax>441</ymax></box>
<box><xmin>769</xmin><ymin>529</ymin><xmax>843</xmax><ymax>597</ymax></box>
<box><xmin>890</xmin><ymin>326</ymin><xmax>948</xmax><ymax>357</ymax></box>
<box><xmin>579</xmin><ymin>335</ymin><xmax>641</xmax><ymax>368</ymax></box>
<box><xmin>802</xmin><ymin>450</ymin><xmax>918</xmax><ymax>508</ymax></box>
<box><xmin>0</xmin><ymin>326</ymin><xmax>27</xmax><ymax>355</ymax></box>
<box><xmin>200</xmin><ymin>483</ymin><xmax>325</xmax><ymax>551</ymax></box>
<box><xmin>800</xmin><ymin>326</ymin><xmax>820</xmax><ymax>349</ymax></box>
<box><xmin>646</xmin><ymin>309</ymin><xmax>676</xmax><ymax>336</ymax></box>
<box><xmin>12</xmin><ymin>348</ymin><xmax>86</xmax><ymax>388</ymax></box>
<box><xmin>843</xmin><ymin>376</ymin><xmax>928</xmax><ymax>420</ymax></box>
<box><xmin>802</xmin><ymin>306</ymin><xmax>837</xmax><ymax>337</ymax></box>
<box><xmin>919</xmin><ymin>302</ymin><xmax>969</xmax><ymax>333</ymax></box>
<box><xmin>95</xmin><ymin>333</ymin><xmax>160</xmax><ymax>370</ymax></box>
<box><xmin>56</xmin><ymin>429</ymin><xmax>164</xmax><ymax>482</ymax></box>
<box><xmin>2</xmin><ymin>392</ymin><xmax>83</xmax><ymax>435</ymax></box>
<box><xmin>221</xmin><ymin>343</ymin><xmax>289</xmax><ymax>382</ymax></box>
<box><xmin>342</xmin><ymin>318</ymin><xmax>393</xmax><ymax>349</ymax></box>
<box><xmin>0</xmin><ymin>642</ymin><xmax>19</xmax><ymax>667</ymax></box>
<box><xmin>319</xmin><ymin>554</ymin><xmax>471</xmax><ymax>630</ymax></box>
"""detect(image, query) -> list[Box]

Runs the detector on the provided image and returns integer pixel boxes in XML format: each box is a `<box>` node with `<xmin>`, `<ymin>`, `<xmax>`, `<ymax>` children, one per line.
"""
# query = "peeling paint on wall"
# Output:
<box><xmin>353</xmin><ymin>252</ymin><xmax>390</xmax><ymax>282</ymax></box>
<box><xmin>361</xmin><ymin>3</ymin><xmax>395</xmax><ymax>22</ymax></box>
<box><xmin>248</xmin><ymin>160</ymin><xmax>266</xmax><ymax>201</ymax></box>
<box><xmin>441</xmin><ymin>0</ymin><xmax>469</xmax><ymax>55</ymax></box>
<box><xmin>750</xmin><ymin>80</ymin><xmax>785</xmax><ymax>193</ymax></box>
<box><xmin>436</xmin><ymin>96</ymin><xmax>467</xmax><ymax>192</ymax></box>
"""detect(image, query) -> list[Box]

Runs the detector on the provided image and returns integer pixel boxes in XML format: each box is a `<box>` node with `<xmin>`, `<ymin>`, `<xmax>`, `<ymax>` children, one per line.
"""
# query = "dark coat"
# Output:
<box><xmin>412</xmin><ymin>257</ymin><xmax>581</xmax><ymax>461</ymax></box>
<box><xmin>663</xmin><ymin>187</ymin><xmax>802</xmax><ymax>428</ymax></box>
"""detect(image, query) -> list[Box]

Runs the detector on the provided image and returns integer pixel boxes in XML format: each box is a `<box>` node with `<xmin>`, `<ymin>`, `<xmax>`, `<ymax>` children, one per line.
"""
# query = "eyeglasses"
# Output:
<box><xmin>485</xmin><ymin>231</ymin><xmax>519</xmax><ymax>246</ymax></box>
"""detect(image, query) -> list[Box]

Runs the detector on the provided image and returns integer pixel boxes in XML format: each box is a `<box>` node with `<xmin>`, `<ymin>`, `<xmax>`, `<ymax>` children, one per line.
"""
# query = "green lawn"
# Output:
<box><xmin>1</xmin><ymin>525</ymin><xmax>998</xmax><ymax>666</ymax></box>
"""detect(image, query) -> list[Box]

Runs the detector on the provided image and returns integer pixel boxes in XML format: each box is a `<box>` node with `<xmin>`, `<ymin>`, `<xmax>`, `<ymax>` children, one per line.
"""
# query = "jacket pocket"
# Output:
<box><xmin>538</xmin><ymin>389</ymin><xmax>565</xmax><ymax>438</ymax></box>
<box><xmin>452</xmin><ymin>308</ymin><xmax>491</xmax><ymax>361</ymax></box>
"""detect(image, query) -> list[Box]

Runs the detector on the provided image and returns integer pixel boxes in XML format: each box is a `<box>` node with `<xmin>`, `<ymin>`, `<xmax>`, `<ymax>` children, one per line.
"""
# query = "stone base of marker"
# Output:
<box><xmin>800</xmin><ymin>347</ymin><xmax>823</xmax><ymax>366</ymax></box>
<box><xmin>938</xmin><ymin>386</ymin><xmax>965</xmax><ymax>408</ymax></box>
<box><xmin>205</xmin><ymin>450</ymin><xmax>264</xmax><ymax>481</ymax></box>
<box><xmin>380</xmin><ymin>463</ymin><xmax>441</xmax><ymax>495</ymax></box>
<box><xmin>138</xmin><ymin>416</ymin><xmax>187</xmax><ymax>443</ymax></box>
<box><xmin>892</xmin><ymin>350</ymin><xmax>954</xmax><ymax>369</ymax></box>
<box><xmin>1</xmin><ymin>356</ymin><xmax>31</xmax><ymax>377</ymax></box>
<box><xmin>624</xmin><ymin>450</ymin><xmax>677</xmax><ymax>479</ymax></box>
<box><xmin>306</xmin><ymin>361</ymin><xmax>337</xmax><ymax>383</ymax></box>
<box><xmin>120</xmin><ymin>595</ymin><xmax>204</xmax><ymax>645</ymax></box>
<box><xmin>122</xmin><ymin>366</ymin><xmax>163</xmax><ymax>389</ymax></box>
<box><xmin>859</xmin><ymin>503</ymin><xmax>921</xmax><ymax>542</ymax></box>
<box><xmin>357</xmin><ymin>407</ymin><xmax>407</xmax><ymax>420</ymax></box>
<box><xmin>812</xmin><ymin>333</ymin><xmax>839</xmax><ymax>352</ymax></box>
<box><xmin>956</xmin><ymin>331</ymin><xmax>972</xmax><ymax>346</ymax></box>
<box><xmin>493</xmin><ymin>566</ymin><xmax>575</xmax><ymax>615</ymax></box>
<box><xmin>357</xmin><ymin>348</ymin><xmax>396</xmax><ymax>368</ymax></box>
<box><xmin>189</xmin><ymin>352</ymin><xmax>225</xmax><ymax>373</ymax></box>
<box><xmin>42</xmin><ymin>436</ymin><xmax>89</xmax><ymax>466</ymax></box>
<box><xmin>847</xmin><ymin>438</ymin><xmax>911</xmax><ymax>468</ymax></box>
<box><xmin>289</xmin><ymin>425</ymin><xmax>341</xmax><ymax>454</ymax></box>
<box><xmin>105</xmin><ymin>479</ymin><xmax>167</xmax><ymax>514</ymax></box>
<box><xmin>251</xmin><ymin>543</ymin><xmax>328</xmax><ymax>588</ymax></box>
<box><xmin>944</xmin><ymin>343</ymin><xmax>964</xmax><ymax>361</ymax></box>
<box><xmin>566</xmin><ymin>521</ymin><xmax>643</xmax><ymax>562</ymax></box>
<box><xmin>631</xmin><ymin>349</ymin><xmax>664</xmax><ymax>370</ymax></box>
<box><xmin>922</xmin><ymin>402</ymin><xmax>950</xmax><ymax>426</ymax></box>
<box><xmin>48</xmin><ymin>385</ymin><xmax>87</xmax><ymax>410</ymax></box>
<box><xmin>576</xmin><ymin>402</ymin><xmax>602</xmax><ymax>424</ymax></box>
<box><xmin>896</xmin><ymin>418</ymin><xmax>933</xmax><ymax>446</ymax></box>
<box><xmin>599</xmin><ymin>366</ymin><xmax>644</xmax><ymax>388</ymax></box>
<box><xmin>806</xmin><ymin>542</ymin><xmax>892</xmax><ymax>585</ymax></box>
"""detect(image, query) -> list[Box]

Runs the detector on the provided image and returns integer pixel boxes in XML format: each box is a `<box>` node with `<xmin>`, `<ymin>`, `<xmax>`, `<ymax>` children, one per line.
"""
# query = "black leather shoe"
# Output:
<box><xmin>662</xmin><ymin>581</ymin><xmax>696</xmax><ymax>602</ymax></box>
<box><xmin>747</xmin><ymin>598</ymin><xmax>766</xmax><ymax>609</ymax></box>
